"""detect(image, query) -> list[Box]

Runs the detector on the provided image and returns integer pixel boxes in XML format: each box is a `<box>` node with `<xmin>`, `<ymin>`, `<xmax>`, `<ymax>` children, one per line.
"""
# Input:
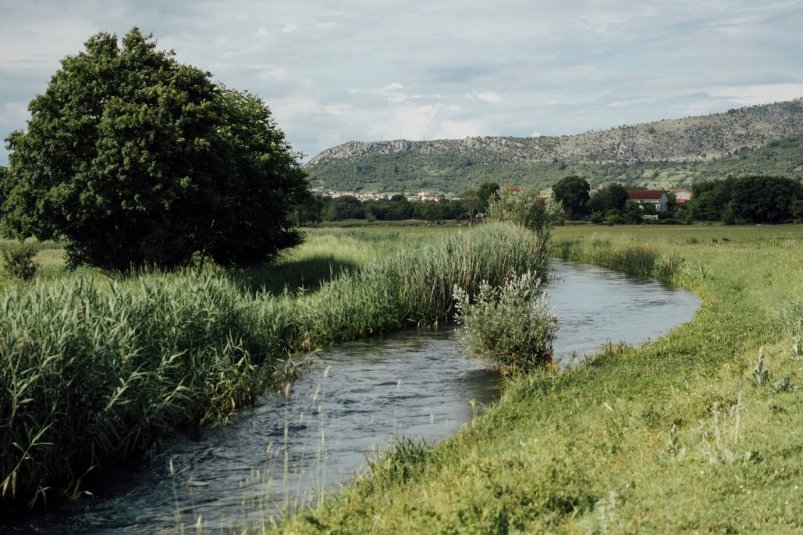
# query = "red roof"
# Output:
<box><xmin>627</xmin><ymin>190</ymin><xmax>665</xmax><ymax>200</ymax></box>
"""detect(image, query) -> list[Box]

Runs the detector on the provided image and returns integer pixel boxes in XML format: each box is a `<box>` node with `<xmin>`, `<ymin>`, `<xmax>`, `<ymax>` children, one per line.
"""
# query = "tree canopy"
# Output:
<box><xmin>476</xmin><ymin>181</ymin><xmax>501</xmax><ymax>213</ymax></box>
<box><xmin>551</xmin><ymin>175</ymin><xmax>590</xmax><ymax>219</ymax></box>
<box><xmin>587</xmin><ymin>183</ymin><xmax>628</xmax><ymax>214</ymax></box>
<box><xmin>1</xmin><ymin>28</ymin><xmax>309</xmax><ymax>270</ymax></box>
<box><xmin>687</xmin><ymin>175</ymin><xmax>803</xmax><ymax>224</ymax></box>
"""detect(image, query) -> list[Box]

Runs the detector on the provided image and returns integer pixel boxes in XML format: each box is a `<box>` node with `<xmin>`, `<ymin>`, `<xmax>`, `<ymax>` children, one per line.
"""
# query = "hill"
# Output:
<box><xmin>303</xmin><ymin>98</ymin><xmax>803</xmax><ymax>193</ymax></box>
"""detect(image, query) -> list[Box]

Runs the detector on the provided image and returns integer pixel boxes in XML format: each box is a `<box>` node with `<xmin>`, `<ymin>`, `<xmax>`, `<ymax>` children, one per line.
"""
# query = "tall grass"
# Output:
<box><xmin>554</xmin><ymin>239</ymin><xmax>684</xmax><ymax>280</ymax></box>
<box><xmin>0</xmin><ymin>222</ymin><xmax>548</xmax><ymax>510</ymax></box>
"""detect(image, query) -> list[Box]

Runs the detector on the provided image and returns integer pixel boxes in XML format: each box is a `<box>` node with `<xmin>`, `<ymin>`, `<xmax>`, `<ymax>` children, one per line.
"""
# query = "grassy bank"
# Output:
<box><xmin>277</xmin><ymin>225</ymin><xmax>803</xmax><ymax>533</ymax></box>
<box><xmin>0</xmin><ymin>223</ymin><xmax>548</xmax><ymax>511</ymax></box>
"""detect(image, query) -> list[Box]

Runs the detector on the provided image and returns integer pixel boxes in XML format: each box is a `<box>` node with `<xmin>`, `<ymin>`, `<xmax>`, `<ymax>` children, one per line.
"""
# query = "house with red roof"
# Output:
<box><xmin>672</xmin><ymin>188</ymin><xmax>692</xmax><ymax>206</ymax></box>
<box><xmin>627</xmin><ymin>190</ymin><xmax>669</xmax><ymax>212</ymax></box>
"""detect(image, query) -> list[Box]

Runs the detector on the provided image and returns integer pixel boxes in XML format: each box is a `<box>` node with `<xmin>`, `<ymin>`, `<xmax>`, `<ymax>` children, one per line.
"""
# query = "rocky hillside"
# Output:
<box><xmin>304</xmin><ymin>98</ymin><xmax>803</xmax><ymax>193</ymax></box>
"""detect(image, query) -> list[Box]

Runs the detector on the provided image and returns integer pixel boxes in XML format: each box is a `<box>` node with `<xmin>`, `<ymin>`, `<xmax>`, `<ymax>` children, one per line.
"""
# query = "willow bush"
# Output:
<box><xmin>0</xmin><ymin>222</ymin><xmax>549</xmax><ymax>510</ymax></box>
<box><xmin>454</xmin><ymin>271</ymin><xmax>557</xmax><ymax>373</ymax></box>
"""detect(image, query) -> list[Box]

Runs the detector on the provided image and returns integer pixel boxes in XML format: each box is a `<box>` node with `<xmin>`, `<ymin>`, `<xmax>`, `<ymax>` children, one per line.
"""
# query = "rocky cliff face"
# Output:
<box><xmin>308</xmin><ymin>99</ymin><xmax>803</xmax><ymax>167</ymax></box>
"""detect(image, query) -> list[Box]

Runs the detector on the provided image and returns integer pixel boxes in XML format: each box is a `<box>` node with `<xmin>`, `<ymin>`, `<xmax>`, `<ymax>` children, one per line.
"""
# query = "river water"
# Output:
<box><xmin>6</xmin><ymin>260</ymin><xmax>699</xmax><ymax>533</ymax></box>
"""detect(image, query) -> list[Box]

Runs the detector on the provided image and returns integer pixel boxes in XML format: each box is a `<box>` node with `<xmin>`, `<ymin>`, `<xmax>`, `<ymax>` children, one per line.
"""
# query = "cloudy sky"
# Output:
<box><xmin>1</xmin><ymin>0</ymin><xmax>802</xmax><ymax>164</ymax></box>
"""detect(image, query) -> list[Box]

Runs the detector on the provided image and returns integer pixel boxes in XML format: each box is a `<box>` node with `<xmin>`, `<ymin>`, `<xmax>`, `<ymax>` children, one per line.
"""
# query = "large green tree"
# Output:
<box><xmin>1</xmin><ymin>28</ymin><xmax>309</xmax><ymax>270</ymax></box>
<box><xmin>551</xmin><ymin>175</ymin><xmax>590</xmax><ymax>219</ymax></box>
<box><xmin>587</xmin><ymin>183</ymin><xmax>628</xmax><ymax>214</ymax></box>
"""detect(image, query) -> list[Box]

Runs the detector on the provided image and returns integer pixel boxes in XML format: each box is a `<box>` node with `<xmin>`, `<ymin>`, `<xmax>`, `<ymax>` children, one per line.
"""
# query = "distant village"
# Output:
<box><xmin>315</xmin><ymin>189</ymin><xmax>457</xmax><ymax>203</ymax></box>
<box><xmin>315</xmin><ymin>187</ymin><xmax>694</xmax><ymax>213</ymax></box>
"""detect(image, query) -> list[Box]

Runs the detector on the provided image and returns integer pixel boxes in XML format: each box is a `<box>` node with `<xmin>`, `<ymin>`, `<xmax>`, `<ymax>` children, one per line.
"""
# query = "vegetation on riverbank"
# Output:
<box><xmin>0</xmin><ymin>223</ymin><xmax>549</xmax><ymax>511</ymax></box>
<box><xmin>276</xmin><ymin>225</ymin><xmax>803</xmax><ymax>533</ymax></box>
<box><xmin>454</xmin><ymin>270</ymin><xmax>557</xmax><ymax>372</ymax></box>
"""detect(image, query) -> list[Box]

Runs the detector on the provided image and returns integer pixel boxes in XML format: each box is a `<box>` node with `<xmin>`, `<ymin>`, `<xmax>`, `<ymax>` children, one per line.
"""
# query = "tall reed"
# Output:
<box><xmin>0</xmin><ymin>222</ymin><xmax>548</xmax><ymax>510</ymax></box>
<box><xmin>553</xmin><ymin>239</ymin><xmax>684</xmax><ymax>280</ymax></box>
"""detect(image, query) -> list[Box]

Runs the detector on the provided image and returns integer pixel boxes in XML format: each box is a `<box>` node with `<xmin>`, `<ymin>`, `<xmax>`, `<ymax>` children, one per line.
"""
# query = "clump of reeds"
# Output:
<box><xmin>0</xmin><ymin>273</ymin><xmax>273</xmax><ymax>509</ymax></box>
<box><xmin>553</xmin><ymin>239</ymin><xmax>684</xmax><ymax>280</ymax></box>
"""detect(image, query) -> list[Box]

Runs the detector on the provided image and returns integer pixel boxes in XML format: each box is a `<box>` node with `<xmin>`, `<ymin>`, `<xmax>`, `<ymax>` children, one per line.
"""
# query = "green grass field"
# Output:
<box><xmin>276</xmin><ymin>224</ymin><xmax>803</xmax><ymax>533</ymax></box>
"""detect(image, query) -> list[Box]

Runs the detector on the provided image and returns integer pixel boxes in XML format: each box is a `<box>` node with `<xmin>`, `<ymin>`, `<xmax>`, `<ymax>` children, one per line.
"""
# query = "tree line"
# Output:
<box><xmin>684</xmin><ymin>175</ymin><xmax>803</xmax><ymax>224</ymax></box>
<box><xmin>551</xmin><ymin>174</ymin><xmax>803</xmax><ymax>225</ymax></box>
<box><xmin>303</xmin><ymin>182</ymin><xmax>501</xmax><ymax>223</ymax></box>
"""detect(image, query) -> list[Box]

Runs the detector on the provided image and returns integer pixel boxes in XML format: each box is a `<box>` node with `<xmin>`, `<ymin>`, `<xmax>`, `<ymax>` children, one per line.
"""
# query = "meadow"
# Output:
<box><xmin>276</xmin><ymin>224</ymin><xmax>803</xmax><ymax>533</ymax></box>
<box><xmin>0</xmin><ymin>222</ymin><xmax>549</xmax><ymax>511</ymax></box>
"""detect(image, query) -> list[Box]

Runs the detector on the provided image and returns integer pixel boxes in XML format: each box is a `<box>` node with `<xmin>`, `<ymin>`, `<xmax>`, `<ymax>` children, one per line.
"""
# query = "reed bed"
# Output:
<box><xmin>554</xmin><ymin>238</ymin><xmax>684</xmax><ymax>280</ymax></box>
<box><xmin>0</xmin><ymin>222</ymin><xmax>548</xmax><ymax>510</ymax></box>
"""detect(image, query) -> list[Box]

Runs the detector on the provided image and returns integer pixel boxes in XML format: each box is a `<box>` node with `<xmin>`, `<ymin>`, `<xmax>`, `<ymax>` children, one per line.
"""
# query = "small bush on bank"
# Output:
<box><xmin>1</xmin><ymin>242</ymin><xmax>38</xmax><ymax>281</ymax></box>
<box><xmin>454</xmin><ymin>271</ymin><xmax>557</xmax><ymax>373</ymax></box>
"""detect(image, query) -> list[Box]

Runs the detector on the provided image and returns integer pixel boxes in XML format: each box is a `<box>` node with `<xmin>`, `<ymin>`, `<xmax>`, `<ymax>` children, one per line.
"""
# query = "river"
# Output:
<box><xmin>5</xmin><ymin>259</ymin><xmax>700</xmax><ymax>533</ymax></box>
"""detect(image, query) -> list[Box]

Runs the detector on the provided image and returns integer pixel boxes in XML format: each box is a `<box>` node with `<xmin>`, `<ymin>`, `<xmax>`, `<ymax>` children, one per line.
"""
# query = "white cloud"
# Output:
<box><xmin>438</xmin><ymin>119</ymin><xmax>485</xmax><ymax>139</ymax></box>
<box><xmin>323</xmin><ymin>103</ymin><xmax>352</xmax><ymax>116</ymax></box>
<box><xmin>279</xmin><ymin>98</ymin><xmax>323</xmax><ymax>116</ymax></box>
<box><xmin>1</xmin><ymin>0</ymin><xmax>803</xmax><ymax>165</ymax></box>
<box><xmin>380</xmin><ymin>82</ymin><xmax>409</xmax><ymax>103</ymax></box>
<box><xmin>0</xmin><ymin>101</ymin><xmax>29</xmax><ymax>127</ymax></box>
<box><xmin>466</xmin><ymin>90</ymin><xmax>501</xmax><ymax>104</ymax></box>
<box><xmin>256</xmin><ymin>66</ymin><xmax>291</xmax><ymax>83</ymax></box>
<box><xmin>370</xmin><ymin>104</ymin><xmax>439</xmax><ymax>141</ymax></box>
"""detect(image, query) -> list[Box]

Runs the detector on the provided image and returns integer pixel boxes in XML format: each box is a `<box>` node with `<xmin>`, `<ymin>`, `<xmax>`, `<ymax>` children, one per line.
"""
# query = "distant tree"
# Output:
<box><xmin>687</xmin><ymin>179</ymin><xmax>734</xmax><ymax>222</ymax></box>
<box><xmin>364</xmin><ymin>196</ymin><xmax>413</xmax><ymax>221</ymax></box>
<box><xmin>292</xmin><ymin>192</ymin><xmax>326</xmax><ymax>225</ymax></box>
<box><xmin>1</xmin><ymin>28</ymin><xmax>309</xmax><ymax>270</ymax></box>
<box><xmin>323</xmin><ymin>196</ymin><xmax>364</xmax><ymax>221</ymax></box>
<box><xmin>0</xmin><ymin>165</ymin><xmax>6</xmax><ymax>210</ymax></box>
<box><xmin>460</xmin><ymin>189</ymin><xmax>480</xmax><ymax>221</ymax></box>
<box><xmin>587</xmin><ymin>183</ymin><xmax>628</xmax><ymax>214</ymax></box>
<box><xmin>622</xmin><ymin>201</ymin><xmax>644</xmax><ymax>224</ymax></box>
<box><xmin>422</xmin><ymin>201</ymin><xmax>444</xmax><ymax>223</ymax></box>
<box><xmin>729</xmin><ymin>175</ymin><xmax>802</xmax><ymax>223</ymax></box>
<box><xmin>686</xmin><ymin>175</ymin><xmax>803</xmax><ymax>224</ymax></box>
<box><xmin>552</xmin><ymin>176</ymin><xmax>590</xmax><ymax>219</ymax></box>
<box><xmin>476</xmin><ymin>181</ymin><xmax>501</xmax><ymax>213</ymax></box>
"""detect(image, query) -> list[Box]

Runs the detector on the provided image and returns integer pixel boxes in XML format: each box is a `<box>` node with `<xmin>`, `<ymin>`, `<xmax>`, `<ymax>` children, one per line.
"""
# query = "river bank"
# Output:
<box><xmin>277</xmin><ymin>225</ymin><xmax>803</xmax><ymax>533</ymax></box>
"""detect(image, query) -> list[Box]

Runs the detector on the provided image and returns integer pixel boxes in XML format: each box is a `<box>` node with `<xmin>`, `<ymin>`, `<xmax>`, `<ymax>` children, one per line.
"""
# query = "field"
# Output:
<box><xmin>276</xmin><ymin>224</ymin><xmax>803</xmax><ymax>533</ymax></box>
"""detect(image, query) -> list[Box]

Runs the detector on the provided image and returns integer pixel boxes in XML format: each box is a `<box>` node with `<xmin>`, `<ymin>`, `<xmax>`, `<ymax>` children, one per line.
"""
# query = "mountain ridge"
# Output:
<box><xmin>304</xmin><ymin>98</ymin><xmax>803</xmax><ymax>193</ymax></box>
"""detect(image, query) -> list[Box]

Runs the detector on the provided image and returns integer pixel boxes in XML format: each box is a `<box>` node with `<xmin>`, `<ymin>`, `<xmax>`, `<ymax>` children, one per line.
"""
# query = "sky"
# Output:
<box><xmin>1</xmin><ymin>0</ymin><xmax>803</xmax><ymax>165</ymax></box>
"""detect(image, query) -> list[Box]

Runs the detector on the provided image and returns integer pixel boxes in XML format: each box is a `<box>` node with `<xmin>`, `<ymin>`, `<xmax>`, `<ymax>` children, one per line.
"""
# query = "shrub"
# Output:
<box><xmin>454</xmin><ymin>271</ymin><xmax>557</xmax><ymax>373</ymax></box>
<box><xmin>1</xmin><ymin>241</ymin><xmax>38</xmax><ymax>281</ymax></box>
